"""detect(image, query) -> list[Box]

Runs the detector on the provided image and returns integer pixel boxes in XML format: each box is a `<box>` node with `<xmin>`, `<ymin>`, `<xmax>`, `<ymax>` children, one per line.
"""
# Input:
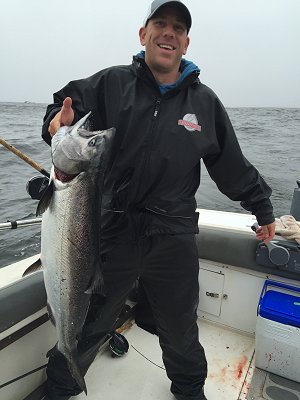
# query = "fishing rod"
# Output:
<box><xmin>0</xmin><ymin>137</ymin><xmax>50</xmax><ymax>178</ymax></box>
<box><xmin>0</xmin><ymin>217</ymin><xmax>42</xmax><ymax>231</ymax></box>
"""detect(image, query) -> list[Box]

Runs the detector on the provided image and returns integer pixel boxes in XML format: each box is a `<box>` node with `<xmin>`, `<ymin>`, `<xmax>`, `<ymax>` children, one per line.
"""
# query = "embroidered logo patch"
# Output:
<box><xmin>178</xmin><ymin>114</ymin><xmax>201</xmax><ymax>132</ymax></box>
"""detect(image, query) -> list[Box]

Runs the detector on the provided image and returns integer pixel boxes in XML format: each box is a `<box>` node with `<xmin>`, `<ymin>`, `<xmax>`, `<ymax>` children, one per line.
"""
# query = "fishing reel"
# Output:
<box><xmin>109</xmin><ymin>331</ymin><xmax>129</xmax><ymax>357</ymax></box>
<box><xmin>26</xmin><ymin>176</ymin><xmax>49</xmax><ymax>200</ymax></box>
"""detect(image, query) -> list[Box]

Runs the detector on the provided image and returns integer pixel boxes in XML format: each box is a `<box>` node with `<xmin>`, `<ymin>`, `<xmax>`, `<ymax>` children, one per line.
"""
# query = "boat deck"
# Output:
<box><xmin>71</xmin><ymin>318</ymin><xmax>300</xmax><ymax>400</ymax></box>
<box><xmin>73</xmin><ymin>319</ymin><xmax>253</xmax><ymax>400</ymax></box>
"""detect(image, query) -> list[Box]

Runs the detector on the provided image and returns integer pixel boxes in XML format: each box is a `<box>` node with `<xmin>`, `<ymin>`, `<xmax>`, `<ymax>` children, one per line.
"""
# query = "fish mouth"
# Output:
<box><xmin>73</xmin><ymin>111</ymin><xmax>93</xmax><ymax>133</ymax></box>
<box><xmin>54</xmin><ymin>167</ymin><xmax>79</xmax><ymax>183</ymax></box>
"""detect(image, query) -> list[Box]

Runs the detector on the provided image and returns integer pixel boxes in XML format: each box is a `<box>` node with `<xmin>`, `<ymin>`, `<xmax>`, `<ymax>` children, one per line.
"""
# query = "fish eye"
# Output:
<box><xmin>88</xmin><ymin>138</ymin><xmax>97</xmax><ymax>147</ymax></box>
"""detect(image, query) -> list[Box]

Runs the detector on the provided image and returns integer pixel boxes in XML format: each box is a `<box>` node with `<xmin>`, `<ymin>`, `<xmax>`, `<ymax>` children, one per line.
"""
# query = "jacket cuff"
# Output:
<box><xmin>255</xmin><ymin>211</ymin><xmax>275</xmax><ymax>226</ymax></box>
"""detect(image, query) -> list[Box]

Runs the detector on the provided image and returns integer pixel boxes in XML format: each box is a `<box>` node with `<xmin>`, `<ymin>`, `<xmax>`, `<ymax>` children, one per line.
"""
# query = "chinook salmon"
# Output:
<box><xmin>25</xmin><ymin>112</ymin><xmax>115</xmax><ymax>394</ymax></box>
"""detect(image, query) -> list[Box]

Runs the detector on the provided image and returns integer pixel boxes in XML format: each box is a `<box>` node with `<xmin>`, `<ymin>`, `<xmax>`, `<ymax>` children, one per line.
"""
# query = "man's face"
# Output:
<box><xmin>139</xmin><ymin>6</ymin><xmax>190</xmax><ymax>77</ymax></box>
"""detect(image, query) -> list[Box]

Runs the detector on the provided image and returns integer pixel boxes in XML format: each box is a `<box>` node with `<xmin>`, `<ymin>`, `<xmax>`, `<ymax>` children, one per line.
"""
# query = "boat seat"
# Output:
<box><xmin>0</xmin><ymin>272</ymin><xmax>46</xmax><ymax>334</ymax></box>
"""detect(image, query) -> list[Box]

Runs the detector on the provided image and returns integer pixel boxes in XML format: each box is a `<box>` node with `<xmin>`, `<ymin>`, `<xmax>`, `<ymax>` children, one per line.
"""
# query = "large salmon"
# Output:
<box><xmin>26</xmin><ymin>112</ymin><xmax>115</xmax><ymax>394</ymax></box>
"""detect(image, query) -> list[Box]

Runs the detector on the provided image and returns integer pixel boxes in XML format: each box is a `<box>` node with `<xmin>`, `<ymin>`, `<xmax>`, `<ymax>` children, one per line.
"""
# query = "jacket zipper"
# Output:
<box><xmin>135</xmin><ymin>97</ymin><xmax>161</xmax><ymax>204</ymax></box>
<box><xmin>153</xmin><ymin>99</ymin><xmax>161</xmax><ymax>117</ymax></box>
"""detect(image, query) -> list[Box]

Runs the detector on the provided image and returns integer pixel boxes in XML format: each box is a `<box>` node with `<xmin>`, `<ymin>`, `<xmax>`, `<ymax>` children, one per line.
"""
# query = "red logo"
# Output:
<box><xmin>178</xmin><ymin>114</ymin><xmax>201</xmax><ymax>132</ymax></box>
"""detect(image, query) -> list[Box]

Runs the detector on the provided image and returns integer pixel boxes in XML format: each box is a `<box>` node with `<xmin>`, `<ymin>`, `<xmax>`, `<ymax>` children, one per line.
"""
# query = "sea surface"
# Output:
<box><xmin>0</xmin><ymin>102</ymin><xmax>299</xmax><ymax>268</ymax></box>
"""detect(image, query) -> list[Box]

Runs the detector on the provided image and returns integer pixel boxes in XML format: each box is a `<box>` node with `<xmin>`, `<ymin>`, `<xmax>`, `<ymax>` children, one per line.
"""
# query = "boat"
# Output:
<box><xmin>1</xmin><ymin>206</ymin><xmax>300</xmax><ymax>400</ymax></box>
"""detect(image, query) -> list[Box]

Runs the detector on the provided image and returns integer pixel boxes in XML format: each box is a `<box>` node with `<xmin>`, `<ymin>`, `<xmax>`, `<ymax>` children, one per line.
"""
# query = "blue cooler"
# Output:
<box><xmin>255</xmin><ymin>279</ymin><xmax>300</xmax><ymax>382</ymax></box>
<box><xmin>259</xmin><ymin>280</ymin><xmax>300</xmax><ymax>327</ymax></box>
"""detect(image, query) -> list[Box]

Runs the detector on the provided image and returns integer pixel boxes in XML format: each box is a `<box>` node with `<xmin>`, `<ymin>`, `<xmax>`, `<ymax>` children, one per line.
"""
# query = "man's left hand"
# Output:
<box><xmin>255</xmin><ymin>222</ymin><xmax>276</xmax><ymax>243</ymax></box>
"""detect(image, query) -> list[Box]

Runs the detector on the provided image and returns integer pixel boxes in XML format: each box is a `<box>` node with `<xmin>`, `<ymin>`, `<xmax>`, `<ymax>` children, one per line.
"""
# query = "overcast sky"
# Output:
<box><xmin>0</xmin><ymin>0</ymin><xmax>299</xmax><ymax>107</ymax></box>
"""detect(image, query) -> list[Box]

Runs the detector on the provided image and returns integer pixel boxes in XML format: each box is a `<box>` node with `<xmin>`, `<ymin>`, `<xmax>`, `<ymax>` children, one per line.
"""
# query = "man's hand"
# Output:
<box><xmin>255</xmin><ymin>221</ymin><xmax>276</xmax><ymax>244</ymax></box>
<box><xmin>48</xmin><ymin>97</ymin><xmax>74</xmax><ymax>137</ymax></box>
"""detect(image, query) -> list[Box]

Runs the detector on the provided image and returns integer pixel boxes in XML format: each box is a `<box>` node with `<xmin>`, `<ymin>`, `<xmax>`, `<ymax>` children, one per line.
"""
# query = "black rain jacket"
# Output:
<box><xmin>42</xmin><ymin>55</ymin><xmax>274</xmax><ymax>239</ymax></box>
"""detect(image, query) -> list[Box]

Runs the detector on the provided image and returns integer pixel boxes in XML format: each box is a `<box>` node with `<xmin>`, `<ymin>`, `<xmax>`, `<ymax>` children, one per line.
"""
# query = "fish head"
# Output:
<box><xmin>51</xmin><ymin>112</ymin><xmax>115</xmax><ymax>177</ymax></box>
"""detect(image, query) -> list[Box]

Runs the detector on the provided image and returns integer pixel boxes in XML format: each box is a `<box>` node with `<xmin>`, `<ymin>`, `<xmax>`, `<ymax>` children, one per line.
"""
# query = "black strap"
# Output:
<box><xmin>7</xmin><ymin>220</ymin><xmax>18</xmax><ymax>229</ymax></box>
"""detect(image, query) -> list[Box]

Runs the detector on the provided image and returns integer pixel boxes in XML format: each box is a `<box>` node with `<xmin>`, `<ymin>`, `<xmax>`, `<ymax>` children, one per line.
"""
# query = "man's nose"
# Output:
<box><xmin>162</xmin><ymin>24</ymin><xmax>175</xmax><ymax>38</ymax></box>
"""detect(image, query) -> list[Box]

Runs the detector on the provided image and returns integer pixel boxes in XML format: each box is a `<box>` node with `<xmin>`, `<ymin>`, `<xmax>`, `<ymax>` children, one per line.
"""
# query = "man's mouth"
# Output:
<box><xmin>158</xmin><ymin>44</ymin><xmax>175</xmax><ymax>51</ymax></box>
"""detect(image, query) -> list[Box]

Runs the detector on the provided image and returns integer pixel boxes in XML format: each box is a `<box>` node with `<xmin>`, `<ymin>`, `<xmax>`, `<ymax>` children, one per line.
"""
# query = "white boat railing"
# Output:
<box><xmin>0</xmin><ymin>218</ymin><xmax>42</xmax><ymax>231</ymax></box>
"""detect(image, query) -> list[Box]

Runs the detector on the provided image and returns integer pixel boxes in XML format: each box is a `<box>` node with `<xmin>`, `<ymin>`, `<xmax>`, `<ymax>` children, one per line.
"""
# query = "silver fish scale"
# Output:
<box><xmin>42</xmin><ymin>171</ymin><xmax>98</xmax><ymax>355</ymax></box>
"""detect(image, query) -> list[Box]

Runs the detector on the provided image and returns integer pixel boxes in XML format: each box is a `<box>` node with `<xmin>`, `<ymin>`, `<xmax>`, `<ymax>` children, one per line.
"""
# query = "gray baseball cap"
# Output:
<box><xmin>143</xmin><ymin>0</ymin><xmax>192</xmax><ymax>33</ymax></box>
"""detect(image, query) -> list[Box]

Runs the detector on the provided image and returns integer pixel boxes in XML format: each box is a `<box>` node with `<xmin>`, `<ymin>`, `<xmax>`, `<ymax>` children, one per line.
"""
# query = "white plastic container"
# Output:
<box><xmin>255</xmin><ymin>279</ymin><xmax>300</xmax><ymax>383</ymax></box>
<box><xmin>255</xmin><ymin>315</ymin><xmax>300</xmax><ymax>383</ymax></box>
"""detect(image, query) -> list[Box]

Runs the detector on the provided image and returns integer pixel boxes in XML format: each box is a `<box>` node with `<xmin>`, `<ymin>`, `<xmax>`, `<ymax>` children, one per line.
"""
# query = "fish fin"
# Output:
<box><xmin>46</xmin><ymin>345</ymin><xmax>57</xmax><ymax>358</ymax></box>
<box><xmin>36</xmin><ymin>180</ymin><xmax>54</xmax><ymax>216</ymax></box>
<box><xmin>85</xmin><ymin>293</ymin><xmax>107</xmax><ymax>324</ymax></box>
<box><xmin>84</xmin><ymin>264</ymin><xmax>105</xmax><ymax>295</ymax></box>
<box><xmin>22</xmin><ymin>258</ymin><xmax>43</xmax><ymax>277</ymax></box>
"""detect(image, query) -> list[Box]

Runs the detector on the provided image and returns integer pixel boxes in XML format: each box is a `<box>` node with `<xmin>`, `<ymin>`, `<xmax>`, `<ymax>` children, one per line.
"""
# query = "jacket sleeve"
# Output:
<box><xmin>41</xmin><ymin>73</ymin><xmax>105</xmax><ymax>146</ymax></box>
<box><xmin>203</xmin><ymin>98</ymin><xmax>275</xmax><ymax>226</ymax></box>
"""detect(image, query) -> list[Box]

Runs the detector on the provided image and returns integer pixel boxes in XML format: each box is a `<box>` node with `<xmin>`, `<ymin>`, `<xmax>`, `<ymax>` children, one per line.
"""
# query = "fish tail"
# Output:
<box><xmin>67</xmin><ymin>352</ymin><xmax>87</xmax><ymax>395</ymax></box>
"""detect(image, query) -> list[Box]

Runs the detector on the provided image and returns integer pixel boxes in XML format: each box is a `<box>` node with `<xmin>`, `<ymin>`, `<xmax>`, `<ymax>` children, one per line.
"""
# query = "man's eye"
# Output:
<box><xmin>175</xmin><ymin>25</ymin><xmax>185</xmax><ymax>32</ymax></box>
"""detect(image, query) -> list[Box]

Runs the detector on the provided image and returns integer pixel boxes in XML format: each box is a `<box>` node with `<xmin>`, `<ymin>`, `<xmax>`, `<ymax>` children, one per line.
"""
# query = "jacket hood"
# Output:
<box><xmin>135</xmin><ymin>51</ymin><xmax>200</xmax><ymax>94</ymax></box>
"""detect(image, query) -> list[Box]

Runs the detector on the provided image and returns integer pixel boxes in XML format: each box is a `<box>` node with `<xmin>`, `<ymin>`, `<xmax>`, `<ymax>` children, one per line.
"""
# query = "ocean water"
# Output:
<box><xmin>0</xmin><ymin>102</ymin><xmax>299</xmax><ymax>268</ymax></box>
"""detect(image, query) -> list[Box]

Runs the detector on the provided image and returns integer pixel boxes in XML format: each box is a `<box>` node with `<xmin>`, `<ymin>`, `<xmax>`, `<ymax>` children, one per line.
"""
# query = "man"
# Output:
<box><xmin>41</xmin><ymin>1</ymin><xmax>276</xmax><ymax>399</ymax></box>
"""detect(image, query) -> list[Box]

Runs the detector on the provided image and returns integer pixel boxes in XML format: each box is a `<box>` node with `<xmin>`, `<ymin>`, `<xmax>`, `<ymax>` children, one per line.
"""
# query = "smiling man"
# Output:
<box><xmin>41</xmin><ymin>1</ymin><xmax>275</xmax><ymax>399</ymax></box>
<box><xmin>139</xmin><ymin>3</ymin><xmax>190</xmax><ymax>83</ymax></box>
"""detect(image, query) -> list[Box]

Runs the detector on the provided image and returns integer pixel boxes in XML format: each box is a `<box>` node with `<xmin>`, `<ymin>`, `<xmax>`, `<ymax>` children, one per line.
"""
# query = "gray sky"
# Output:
<box><xmin>0</xmin><ymin>0</ymin><xmax>299</xmax><ymax>107</ymax></box>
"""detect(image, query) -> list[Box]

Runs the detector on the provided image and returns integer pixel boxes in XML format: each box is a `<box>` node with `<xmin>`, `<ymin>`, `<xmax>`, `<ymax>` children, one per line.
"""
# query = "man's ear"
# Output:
<box><xmin>139</xmin><ymin>27</ymin><xmax>147</xmax><ymax>46</ymax></box>
<box><xmin>183</xmin><ymin>36</ymin><xmax>190</xmax><ymax>55</ymax></box>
